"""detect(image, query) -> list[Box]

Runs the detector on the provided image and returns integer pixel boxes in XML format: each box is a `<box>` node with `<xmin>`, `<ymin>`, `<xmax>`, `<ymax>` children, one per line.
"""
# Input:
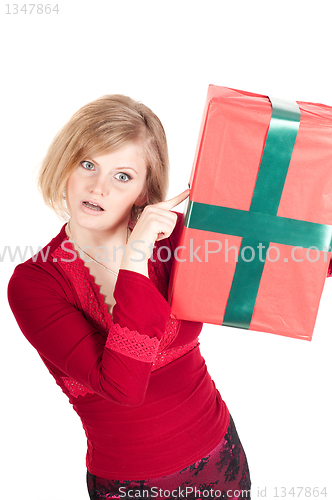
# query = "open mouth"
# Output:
<box><xmin>82</xmin><ymin>201</ymin><xmax>104</xmax><ymax>211</ymax></box>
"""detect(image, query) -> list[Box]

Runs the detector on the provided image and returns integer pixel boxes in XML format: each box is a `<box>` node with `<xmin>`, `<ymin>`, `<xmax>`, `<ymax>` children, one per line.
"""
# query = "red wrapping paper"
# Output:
<box><xmin>169</xmin><ymin>85</ymin><xmax>332</xmax><ymax>340</ymax></box>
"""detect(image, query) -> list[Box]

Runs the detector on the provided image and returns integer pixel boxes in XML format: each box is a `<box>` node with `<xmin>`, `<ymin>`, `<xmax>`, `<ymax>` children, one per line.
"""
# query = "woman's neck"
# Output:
<box><xmin>66</xmin><ymin>219</ymin><xmax>129</xmax><ymax>269</ymax></box>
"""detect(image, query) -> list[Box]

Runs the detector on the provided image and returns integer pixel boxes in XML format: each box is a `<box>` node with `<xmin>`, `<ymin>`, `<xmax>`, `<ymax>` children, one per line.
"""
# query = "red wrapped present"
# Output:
<box><xmin>169</xmin><ymin>85</ymin><xmax>332</xmax><ymax>341</ymax></box>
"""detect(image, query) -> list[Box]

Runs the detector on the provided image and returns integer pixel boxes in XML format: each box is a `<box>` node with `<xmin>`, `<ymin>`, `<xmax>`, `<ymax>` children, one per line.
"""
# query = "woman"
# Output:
<box><xmin>8</xmin><ymin>95</ymin><xmax>251</xmax><ymax>499</ymax></box>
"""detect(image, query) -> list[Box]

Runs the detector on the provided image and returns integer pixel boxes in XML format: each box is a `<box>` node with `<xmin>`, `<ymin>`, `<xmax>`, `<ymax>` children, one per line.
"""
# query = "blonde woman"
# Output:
<box><xmin>8</xmin><ymin>95</ymin><xmax>251</xmax><ymax>499</ymax></box>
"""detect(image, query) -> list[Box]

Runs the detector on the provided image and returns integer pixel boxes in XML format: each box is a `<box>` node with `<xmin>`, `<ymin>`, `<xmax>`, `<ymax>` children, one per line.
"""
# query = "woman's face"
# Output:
<box><xmin>66</xmin><ymin>141</ymin><xmax>147</xmax><ymax>233</ymax></box>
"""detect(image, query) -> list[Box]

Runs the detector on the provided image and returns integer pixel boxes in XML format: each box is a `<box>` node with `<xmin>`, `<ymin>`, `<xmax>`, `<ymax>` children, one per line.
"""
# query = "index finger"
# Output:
<box><xmin>159</xmin><ymin>189</ymin><xmax>190</xmax><ymax>210</ymax></box>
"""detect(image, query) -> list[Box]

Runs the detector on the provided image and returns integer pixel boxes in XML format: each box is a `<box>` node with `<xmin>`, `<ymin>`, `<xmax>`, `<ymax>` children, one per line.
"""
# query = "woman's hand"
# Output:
<box><xmin>121</xmin><ymin>189</ymin><xmax>190</xmax><ymax>276</ymax></box>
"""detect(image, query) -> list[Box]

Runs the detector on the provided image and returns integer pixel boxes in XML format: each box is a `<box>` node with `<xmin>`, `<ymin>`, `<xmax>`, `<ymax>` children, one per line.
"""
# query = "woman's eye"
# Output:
<box><xmin>81</xmin><ymin>161</ymin><xmax>95</xmax><ymax>170</ymax></box>
<box><xmin>115</xmin><ymin>172</ymin><xmax>131</xmax><ymax>182</ymax></box>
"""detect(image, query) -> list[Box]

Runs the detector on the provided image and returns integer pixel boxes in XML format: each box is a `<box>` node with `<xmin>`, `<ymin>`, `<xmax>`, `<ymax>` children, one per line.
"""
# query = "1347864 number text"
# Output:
<box><xmin>5</xmin><ymin>4</ymin><xmax>59</xmax><ymax>14</ymax></box>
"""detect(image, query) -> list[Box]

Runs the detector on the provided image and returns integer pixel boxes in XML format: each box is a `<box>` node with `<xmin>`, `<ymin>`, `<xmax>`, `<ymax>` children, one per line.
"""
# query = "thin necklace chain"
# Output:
<box><xmin>66</xmin><ymin>221</ymin><xmax>123</xmax><ymax>278</ymax></box>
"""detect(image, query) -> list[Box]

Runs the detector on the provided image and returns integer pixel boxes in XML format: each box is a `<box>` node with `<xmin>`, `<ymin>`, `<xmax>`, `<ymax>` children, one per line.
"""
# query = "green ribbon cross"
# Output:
<box><xmin>185</xmin><ymin>97</ymin><xmax>332</xmax><ymax>329</ymax></box>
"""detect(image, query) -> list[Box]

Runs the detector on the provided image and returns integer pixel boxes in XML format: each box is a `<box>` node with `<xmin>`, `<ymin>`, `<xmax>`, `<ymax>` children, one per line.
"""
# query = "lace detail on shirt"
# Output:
<box><xmin>106</xmin><ymin>323</ymin><xmax>160</xmax><ymax>363</ymax></box>
<box><xmin>158</xmin><ymin>315</ymin><xmax>180</xmax><ymax>351</ymax></box>
<box><xmin>151</xmin><ymin>314</ymin><xmax>198</xmax><ymax>371</ymax></box>
<box><xmin>52</xmin><ymin>237</ymin><xmax>196</xmax><ymax>376</ymax></box>
<box><xmin>61</xmin><ymin>377</ymin><xmax>94</xmax><ymax>398</ymax></box>
<box><xmin>52</xmin><ymin>241</ymin><xmax>111</xmax><ymax>335</ymax></box>
<box><xmin>152</xmin><ymin>339</ymin><xmax>199</xmax><ymax>371</ymax></box>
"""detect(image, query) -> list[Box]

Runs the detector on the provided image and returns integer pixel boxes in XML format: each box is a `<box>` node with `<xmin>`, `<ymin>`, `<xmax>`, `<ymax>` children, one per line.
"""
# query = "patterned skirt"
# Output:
<box><xmin>87</xmin><ymin>415</ymin><xmax>251</xmax><ymax>500</ymax></box>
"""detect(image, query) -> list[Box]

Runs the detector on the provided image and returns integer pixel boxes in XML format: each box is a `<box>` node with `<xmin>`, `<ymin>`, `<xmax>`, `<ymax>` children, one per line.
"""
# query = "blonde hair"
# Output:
<box><xmin>38</xmin><ymin>95</ymin><xmax>169</xmax><ymax>220</ymax></box>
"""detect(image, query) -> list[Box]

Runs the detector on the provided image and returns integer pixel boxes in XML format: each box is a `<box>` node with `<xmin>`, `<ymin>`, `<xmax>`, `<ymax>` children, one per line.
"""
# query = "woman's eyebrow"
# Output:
<box><xmin>115</xmin><ymin>166</ymin><xmax>138</xmax><ymax>174</ymax></box>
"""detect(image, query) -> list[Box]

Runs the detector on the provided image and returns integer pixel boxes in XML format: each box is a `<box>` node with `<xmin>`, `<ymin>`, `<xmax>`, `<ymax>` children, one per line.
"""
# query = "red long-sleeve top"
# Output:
<box><xmin>7</xmin><ymin>213</ymin><xmax>230</xmax><ymax>480</ymax></box>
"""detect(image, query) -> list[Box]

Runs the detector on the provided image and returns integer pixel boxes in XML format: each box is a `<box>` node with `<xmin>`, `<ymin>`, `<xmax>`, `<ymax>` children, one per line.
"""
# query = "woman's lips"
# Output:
<box><xmin>82</xmin><ymin>201</ymin><xmax>104</xmax><ymax>211</ymax></box>
<box><xmin>81</xmin><ymin>201</ymin><xmax>105</xmax><ymax>214</ymax></box>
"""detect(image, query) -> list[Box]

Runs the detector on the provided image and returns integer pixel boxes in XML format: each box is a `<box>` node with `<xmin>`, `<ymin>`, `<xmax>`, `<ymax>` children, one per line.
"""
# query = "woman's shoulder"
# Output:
<box><xmin>8</xmin><ymin>224</ymin><xmax>72</xmax><ymax>300</ymax></box>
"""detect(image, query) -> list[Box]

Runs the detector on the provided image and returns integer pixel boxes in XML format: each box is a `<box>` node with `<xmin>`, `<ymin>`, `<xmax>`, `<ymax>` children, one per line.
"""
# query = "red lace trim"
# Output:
<box><xmin>52</xmin><ymin>242</ymin><xmax>112</xmax><ymax>334</ymax></box>
<box><xmin>152</xmin><ymin>339</ymin><xmax>199</xmax><ymax>371</ymax></box>
<box><xmin>61</xmin><ymin>377</ymin><xmax>94</xmax><ymax>398</ymax></box>
<box><xmin>52</xmin><ymin>238</ymin><xmax>197</xmax><ymax>395</ymax></box>
<box><xmin>106</xmin><ymin>323</ymin><xmax>160</xmax><ymax>362</ymax></box>
<box><xmin>159</xmin><ymin>315</ymin><xmax>180</xmax><ymax>351</ymax></box>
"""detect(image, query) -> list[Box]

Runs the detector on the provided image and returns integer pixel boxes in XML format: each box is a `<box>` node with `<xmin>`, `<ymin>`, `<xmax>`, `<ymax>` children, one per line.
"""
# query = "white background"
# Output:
<box><xmin>1</xmin><ymin>1</ymin><xmax>332</xmax><ymax>499</ymax></box>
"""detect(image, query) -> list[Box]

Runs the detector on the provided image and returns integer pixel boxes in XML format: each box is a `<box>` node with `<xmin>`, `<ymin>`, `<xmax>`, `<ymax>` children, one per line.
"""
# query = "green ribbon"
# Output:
<box><xmin>185</xmin><ymin>97</ymin><xmax>332</xmax><ymax>329</ymax></box>
<box><xmin>185</xmin><ymin>202</ymin><xmax>332</xmax><ymax>250</ymax></box>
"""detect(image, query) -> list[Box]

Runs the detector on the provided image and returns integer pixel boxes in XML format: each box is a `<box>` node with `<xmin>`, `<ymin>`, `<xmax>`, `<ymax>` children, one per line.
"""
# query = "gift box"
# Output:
<box><xmin>169</xmin><ymin>85</ymin><xmax>332</xmax><ymax>340</ymax></box>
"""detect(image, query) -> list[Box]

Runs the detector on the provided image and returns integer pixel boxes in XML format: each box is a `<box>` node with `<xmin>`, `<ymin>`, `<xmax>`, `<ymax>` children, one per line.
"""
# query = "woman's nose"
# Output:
<box><xmin>89</xmin><ymin>175</ymin><xmax>110</xmax><ymax>196</ymax></box>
